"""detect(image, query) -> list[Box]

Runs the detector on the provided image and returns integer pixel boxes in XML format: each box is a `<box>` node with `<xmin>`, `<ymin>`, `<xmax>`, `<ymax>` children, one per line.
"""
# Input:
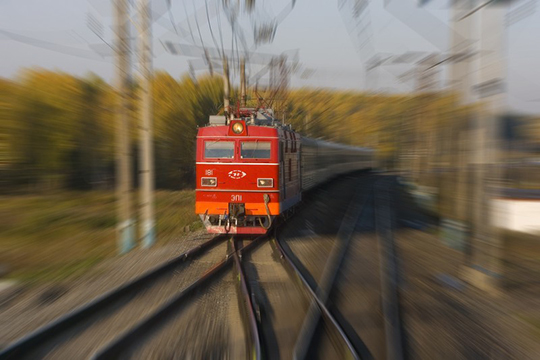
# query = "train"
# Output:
<box><xmin>195</xmin><ymin>107</ymin><xmax>374</xmax><ymax>234</ymax></box>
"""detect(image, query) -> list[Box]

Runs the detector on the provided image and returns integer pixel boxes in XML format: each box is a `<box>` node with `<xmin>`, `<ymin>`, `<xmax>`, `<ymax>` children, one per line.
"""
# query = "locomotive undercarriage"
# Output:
<box><xmin>199</xmin><ymin>213</ymin><xmax>275</xmax><ymax>234</ymax></box>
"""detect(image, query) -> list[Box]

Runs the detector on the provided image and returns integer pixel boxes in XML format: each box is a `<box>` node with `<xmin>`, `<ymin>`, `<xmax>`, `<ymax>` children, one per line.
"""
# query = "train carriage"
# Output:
<box><xmin>195</xmin><ymin>109</ymin><xmax>373</xmax><ymax>234</ymax></box>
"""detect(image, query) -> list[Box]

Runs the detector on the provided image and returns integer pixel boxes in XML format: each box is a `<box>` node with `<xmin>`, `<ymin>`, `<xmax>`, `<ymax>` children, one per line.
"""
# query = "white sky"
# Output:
<box><xmin>1</xmin><ymin>0</ymin><xmax>539</xmax><ymax>114</ymax></box>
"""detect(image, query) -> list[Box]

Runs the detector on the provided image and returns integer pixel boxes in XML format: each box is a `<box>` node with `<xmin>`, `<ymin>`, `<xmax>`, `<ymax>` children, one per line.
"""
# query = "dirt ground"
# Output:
<box><xmin>397</xmin><ymin>228</ymin><xmax>540</xmax><ymax>359</ymax></box>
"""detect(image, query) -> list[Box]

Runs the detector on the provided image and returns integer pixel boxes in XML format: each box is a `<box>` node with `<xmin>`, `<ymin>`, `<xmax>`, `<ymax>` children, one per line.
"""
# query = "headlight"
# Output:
<box><xmin>257</xmin><ymin>178</ymin><xmax>273</xmax><ymax>188</ymax></box>
<box><xmin>201</xmin><ymin>177</ymin><xmax>217</xmax><ymax>187</ymax></box>
<box><xmin>232</xmin><ymin>122</ymin><xmax>244</xmax><ymax>134</ymax></box>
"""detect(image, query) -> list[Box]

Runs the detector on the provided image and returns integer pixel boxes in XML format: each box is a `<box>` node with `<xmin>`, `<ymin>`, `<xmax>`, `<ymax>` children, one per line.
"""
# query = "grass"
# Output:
<box><xmin>0</xmin><ymin>190</ymin><xmax>200</xmax><ymax>283</ymax></box>
<box><xmin>515</xmin><ymin>313</ymin><xmax>540</xmax><ymax>339</ymax></box>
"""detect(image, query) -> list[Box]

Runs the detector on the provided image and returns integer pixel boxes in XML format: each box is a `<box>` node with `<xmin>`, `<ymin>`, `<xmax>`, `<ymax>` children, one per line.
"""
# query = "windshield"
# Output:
<box><xmin>241</xmin><ymin>141</ymin><xmax>271</xmax><ymax>159</ymax></box>
<box><xmin>204</xmin><ymin>141</ymin><xmax>234</xmax><ymax>159</ymax></box>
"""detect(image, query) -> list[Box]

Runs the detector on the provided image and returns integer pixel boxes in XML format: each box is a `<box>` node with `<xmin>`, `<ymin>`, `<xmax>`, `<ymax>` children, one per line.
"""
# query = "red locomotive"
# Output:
<box><xmin>195</xmin><ymin>108</ymin><xmax>373</xmax><ymax>234</ymax></box>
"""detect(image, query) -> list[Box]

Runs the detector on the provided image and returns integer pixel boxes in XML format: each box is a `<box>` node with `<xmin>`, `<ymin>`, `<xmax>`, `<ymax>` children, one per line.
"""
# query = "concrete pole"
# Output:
<box><xmin>413</xmin><ymin>54</ymin><xmax>440</xmax><ymax>183</ymax></box>
<box><xmin>240</xmin><ymin>57</ymin><xmax>246</xmax><ymax>107</ymax></box>
<box><xmin>449</xmin><ymin>0</ymin><xmax>476</xmax><ymax>262</ymax></box>
<box><xmin>303</xmin><ymin>113</ymin><xmax>311</xmax><ymax>136</ymax></box>
<box><xmin>114</xmin><ymin>0</ymin><xmax>135</xmax><ymax>254</ymax></box>
<box><xmin>223</xmin><ymin>55</ymin><xmax>230</xmax><ymax>119</ymax></box>
<box><xmin>469</xmin><ymin>2</ymin><xmax>507</xmax><ymax>290</ymax></box>
<box><xmin>269</xmin><ymin>57</ymin><xmax>277</xmax><ymax>94</ymax></box>
<box><xmin>449</xmin><ymin>0</ymin><xmax>475</xmax><ymax>104</ymax></box>
<box><xmin>138</xmin><ymin>0</ymin><xmax>155</xmax><ymax>248</ymax></box>
<box><xmin>270</xmin><ymin>55</ymin><xmax>289</xmax><ymax>120</ymax></box>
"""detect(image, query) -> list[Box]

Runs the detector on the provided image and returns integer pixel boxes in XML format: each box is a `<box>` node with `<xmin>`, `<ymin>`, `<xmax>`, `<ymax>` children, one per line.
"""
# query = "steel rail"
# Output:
<box><xmin>232</xmin><ymin>238</ymin><xmax>263</xmax><ymax>360</ymax></box>
<box><xmin>289</xmin><ymin>177</ymin><xmax>374</xmax><ymax>360</ymax></box>
<box><xmin>274</xmin><ymin>236</ymin><xmax>372</xmax><ymax>360</ymax></box>
<box><xmin>375</xmin><ymin>177</ymin><xmax>408</xmax><ymax>360</ymax></box>
<box><xmin>0</xmin><ymin>235</ymin><xmax>225</xmax><ymax>360</ymax></box>
<box><xmin>91</xmin><ymin>235</ymin><xmax>266</xmax><ymax>360</ymax></box>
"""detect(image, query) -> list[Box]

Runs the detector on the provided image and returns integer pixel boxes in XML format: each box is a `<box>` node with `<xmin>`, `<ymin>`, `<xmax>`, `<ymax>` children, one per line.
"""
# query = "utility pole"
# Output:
<box><xmin>223</xmin><ymin>55</ymin><xmax>230</xmax><ymax>119</ymax></box>
<box><xmin>240</xmin><ymin>57</ymin><xmax>247</xmax><ymax>107</ymax></box>
<box><xmin>449</xmin><ymin>0</ymin><xmax>475</xmax><ymax>104</ymax></box>
<box><xmin>114</xmin><ymin>0</ymin><xmax>135</xmax><ymax>254</ymax></box>
<box><xmin>450</xmin><ymin>0</ymin><xmax>507</xmax><ymax>291</ymax></box>
<box><xmin>448</xmin><ymin>0</ymin><xmax>476</xmax><ymax>257</ymax></box>
<box><xmin>278</xmin><ymin>55</ymin><xmax>289</xmax><ymax>117</ymax></box>
<box><xmin>468</xmin><ymin>1</ymin><xmax>507</xmax><ymax>291</ymax></box>
<box><xmin>138</xmin><ymin>0</ymin><xmax>155</xmax><ymax>248</ymax></box>
<box><xmin>413</xmin><ymin>53</ymin><xmax>440</xmax><ymax>183</ymax></box>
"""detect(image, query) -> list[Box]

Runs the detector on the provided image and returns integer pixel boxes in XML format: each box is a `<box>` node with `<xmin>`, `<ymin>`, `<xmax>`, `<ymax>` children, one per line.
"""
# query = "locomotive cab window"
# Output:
<box><xmin>204</xmin><ymin>141</ymin><xmax>234</xmax><ymax>159</ymax></box>
<box><xmin>240</xmin><ymin>141</ymin><xmax>271</xmax><ymax>159</ymax></box>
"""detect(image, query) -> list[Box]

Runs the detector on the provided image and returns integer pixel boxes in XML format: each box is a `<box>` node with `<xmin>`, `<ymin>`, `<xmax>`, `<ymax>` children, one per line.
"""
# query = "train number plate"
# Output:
<box><xmin>231</xmin><ymin>195</ymin><xmax>243</xmax><ymax>202</ymax></box>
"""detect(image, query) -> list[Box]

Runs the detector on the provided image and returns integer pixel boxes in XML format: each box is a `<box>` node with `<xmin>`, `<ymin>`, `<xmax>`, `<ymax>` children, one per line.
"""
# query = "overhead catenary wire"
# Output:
<box><xmin>230</xmin><ymin>23</ymin><xmax>235</xmax><ymax>77</ymax></box>
<box><xmin>86</xmin><ymin>12</ymin><xmax>115</xmax><ymax>51</ymax></box>
<box><xmin>192</xmin><ymin>0</ymin><xmax>207</xmax><ymax>50</ymax></box>
<box><xmin>216</xmin><ymin>0</ymin><xmax>225</xmax><ymax>54</ymax></box>
<box><xmin>0</xmin><ymin>28</ymin><xmax>107</xmax><ymax>62</ymax></box>
<box><xmin>166</xmin><ymin>0</ymin><xmax>180</xmax><ymax>35</ymax></box>
<box><xmin>205</xmin><ymin>0</ymin><xmax>222</xmax><ymax>57</ymax></box>
<box><xmin>163</xmin><ymin>0</ymin><xmax>294</xmax><ymax>111</ymax></box>
<box><xmin>182</xmin><ymin>0</ymin><xmax>198</xmax><ymax>46</ymax></box>
<box><xmin>235</xmin><ymin>25</ymin><xmax>241</xmax><ymax>72</ymax></box>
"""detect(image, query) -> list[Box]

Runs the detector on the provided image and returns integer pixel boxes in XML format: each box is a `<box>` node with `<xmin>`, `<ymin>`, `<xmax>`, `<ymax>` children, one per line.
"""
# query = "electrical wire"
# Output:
<box><xmin>216</xmin><ymin>0</ymin><xmax>225</xmax><ymax>54</ymax></box>
<box><xmin>235</xmin><ymin>23</ymin><xmax>241</xmax><ymax>69</ymax></box>
<box><xmin>86</xmin><ymin>13</ymin><xmax>114</xmax><ymax>51</ymax></box>
<box><xmin>205</xmin><ymin>0</ymin><xmax>222</xmax><ymax>56</ymax></box>
<box><xmin>0</xmin><ymin>29</ymin><xmax>106</xmax><ymax>62</ymax></box>
<box><xmin>166</xmin><ymin>0</ymin><xmax>179</xmax><ymax>35</ymax></box>
<box><xmin>182</xmin><ymin>0</ymin><xmax>198</xmax><ymax>46</ymax></box>
<box><xmin>230</xmin><ymin>23</ymin><xmax>235</xmax><ymax>77</ymax></box>
<box><xmin>192</xmin><ymin>0</ymin><xmax>206</xmax><ymax>50</ymax></box>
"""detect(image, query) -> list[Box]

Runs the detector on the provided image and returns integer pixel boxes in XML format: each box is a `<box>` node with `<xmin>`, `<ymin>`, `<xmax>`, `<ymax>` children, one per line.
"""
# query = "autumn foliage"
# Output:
<box><xmin>3</xmin><ymin>68</ymin><xmax>535</xmax><ymax>193</ymax></box>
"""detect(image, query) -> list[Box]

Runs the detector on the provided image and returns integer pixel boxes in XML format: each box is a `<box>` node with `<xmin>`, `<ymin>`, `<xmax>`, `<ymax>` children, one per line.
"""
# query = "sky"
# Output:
<box><xmin>1</xmin><ymin>0</ymin><xmax>540</xmax><ymax>114</ymax></box>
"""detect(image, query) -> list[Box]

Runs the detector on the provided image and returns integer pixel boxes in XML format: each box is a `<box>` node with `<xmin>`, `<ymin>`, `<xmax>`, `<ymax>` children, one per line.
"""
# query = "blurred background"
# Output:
<box><xmin>1</xmin><ymin>0</ymin><xmax>540</xmax><ymax>357</ymax></box>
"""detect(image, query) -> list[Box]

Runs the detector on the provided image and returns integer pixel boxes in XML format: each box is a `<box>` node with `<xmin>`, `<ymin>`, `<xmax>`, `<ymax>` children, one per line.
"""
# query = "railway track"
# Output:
<box><xmin>0</xmin><ymin>235</ymin><xmax>232</xmax><ymax>359</ymax></box>
<box><xmin>234</xmin><ymin>235</ymin><xmax>368</xmax><ymax>360</ymax></box>
<box><xmin>0</xmin><ymin>234</ymin><xmax>268</xmax><ymax>359</ymax></box>
<box><xmin>374</xmin><ymin>176</ymin><xmax>409</xmax><ymax>360</ymax></box>
<box><xmin>91</xmin><ymin>229</ymin><xmax>371</xmax><ymax>359</ymax></box>
<box><xmin>1</xmin><ymin>174</ymin><xmax>408</xmax><ymax>359</ymax></box>
<box><xmin>273</xmin><ymin>174</ymin><xmax>408</xmax><ymax>359</ymax></box>
<box><xmin>276</xmin><ymin>175</ymin><xmax>375</xmax><ymax>360</ymax></box>
<box><xmin>91</xmin><ymin>236</ymin><xmax>265</xmax><ymax>359</ymax></box>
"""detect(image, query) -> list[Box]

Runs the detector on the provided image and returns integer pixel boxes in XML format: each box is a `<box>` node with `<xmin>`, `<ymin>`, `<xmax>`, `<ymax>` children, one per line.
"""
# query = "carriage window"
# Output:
<box><xmin>204</xmin><ymin>141</ymin><xmax>234</xmax><ymax>159</ymax></box>
<box><xmin>241</xmin><ymin>141</ymin><xmax>271</xmax><ymax>159</ymax></box>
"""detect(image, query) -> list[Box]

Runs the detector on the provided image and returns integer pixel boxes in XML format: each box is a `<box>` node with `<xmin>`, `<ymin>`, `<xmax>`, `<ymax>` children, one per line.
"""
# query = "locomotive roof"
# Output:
<box><xmin>200</xmin><ymin>111</ymin><xmax>372</xmax><ymax>153</ymax></box>
<box><xmin>197</xmin><ymin>124</ymin><xmax>280</xmax><ymax>137</ymax></box>
<box><xmin>197</xmin><ymin>125</ymin><xmax>372</xmax><ymax>152</ymax></box>
<box><xmin>199</xmin><ymin>109</ymin><xmax>294</xmax><ymax>138</ymax></box>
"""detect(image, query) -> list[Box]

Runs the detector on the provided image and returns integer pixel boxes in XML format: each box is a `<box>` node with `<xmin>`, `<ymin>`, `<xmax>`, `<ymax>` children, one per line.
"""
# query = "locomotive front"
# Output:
<box><xmin>195</xmin><ymin>117</ymin><xmax>280</xmax><ymax>234</ymax></box>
